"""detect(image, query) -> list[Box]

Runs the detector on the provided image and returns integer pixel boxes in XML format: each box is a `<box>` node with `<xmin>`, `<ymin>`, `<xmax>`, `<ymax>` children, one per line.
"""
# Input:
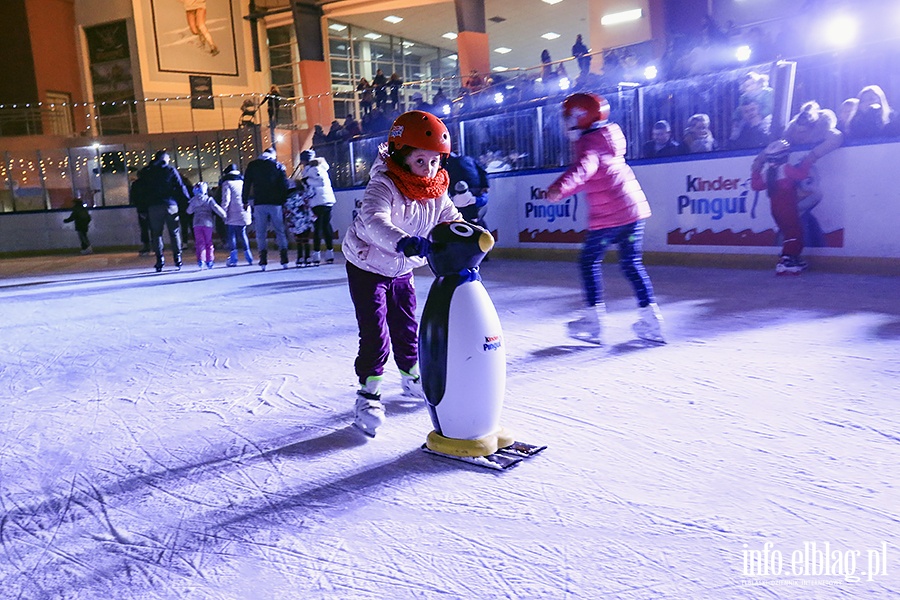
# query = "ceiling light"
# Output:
<box><xmin>541</xmin><ymin>32</ymin><xmax>560</xmax><ymax>40</ymax></box>
<box><xmin>329</xmin><ymin>23</ymin><xmax>347</xmax><ymax>32</ymax></box>
<box><xmin>494</xmin><ymin>47</ymin><xmax>512</xmax><ymax>54</ymax></box>
<box><xmin>735</xmin><ymin>45</ymin><xmax>751</xmax><ymax>62</ymax></box>
<box><xmin>447</xmin><ymin>54</ymin><xmax>458</xmax><ymax>60</ymax></box>
<box><xmin>442</xmin><ymin>32</ymin><xmax>458</xmax><ymax>40</ymax></box>
<box><xmin>601</xmin><ymin>9</ymin><xmax>643</xmax><ymax>26</ymax></box>
<box><xmin>402</xmin><ymin>41</ymin><xmax>415</xmax><ymax>47</ymax></box>
<box><xmin>541</xmin><ymin>0</ymin><xmax>563</xmax><ymax>4</ymax></box>
<box><xmin>493</xmin><ymin>66</ymin><xmax>508</xmax><ymax>72</ymax></box>
<box><xmin>364</xmin><ymin>33</ymin><xmax>382</xmax><ymax>40</ymax></box>
<box><xmin>383</xmin><ymin>15</ymin><xmax>403</xmax><ymax>24</ymax></box>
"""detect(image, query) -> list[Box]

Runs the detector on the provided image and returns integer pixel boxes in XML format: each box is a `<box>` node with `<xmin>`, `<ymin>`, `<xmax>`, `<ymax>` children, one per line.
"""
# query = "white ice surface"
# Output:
<box><xmin>0</xmin><ymin>253</ymin><xmax>898</xmax><ymax>599</ymax></box>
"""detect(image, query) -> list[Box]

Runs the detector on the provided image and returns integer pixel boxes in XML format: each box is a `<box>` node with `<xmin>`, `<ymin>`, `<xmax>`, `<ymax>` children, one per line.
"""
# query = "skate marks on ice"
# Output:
<box><xmin>2</xmin><ymin>257</ymin><xmax>900</xmax><ymax>598</ymax></box>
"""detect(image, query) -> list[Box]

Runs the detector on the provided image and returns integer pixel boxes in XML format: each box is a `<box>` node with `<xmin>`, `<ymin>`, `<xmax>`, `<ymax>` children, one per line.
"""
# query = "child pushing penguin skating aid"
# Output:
<box><xmin>341</xmin><ymin>110</ymin><xmax>463</xmax><ymax>436</ymax></box>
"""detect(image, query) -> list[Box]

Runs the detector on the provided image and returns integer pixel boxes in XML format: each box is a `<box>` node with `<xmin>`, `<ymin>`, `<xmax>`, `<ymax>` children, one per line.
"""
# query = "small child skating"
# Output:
<box><xmin>63</xmin><ymin>193</ymin><xmax>92</xmax><ymax>254</ymax></box>
<box><xmin>186</xmin><ymin>182</ymin><xmax>227</xmax><ymax>269</ymax></box>
<box><xmin>284</xmin><ymin>179</ymin><xmax>315</xmax><ymax>266</ymax></box>
<box><xmin>751</xmin><ymin>140</ymin><xmax>812</xmax><ymax>275</ymax></box>
<box><xmin>546</xmin><ymin>92</ymin><xmax>665</xmax><ymax>346</ymax></box>
<box><xmin>342</xmin><ymin>110</ymin><xmax>463</xmax><ymax>435</ymax></box>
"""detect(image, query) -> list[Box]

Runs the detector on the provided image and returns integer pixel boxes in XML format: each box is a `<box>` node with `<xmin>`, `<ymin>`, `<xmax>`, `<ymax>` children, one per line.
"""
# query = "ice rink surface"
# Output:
<box><xmin>0</xmin><ymin>252</ymin><xmax>898</xmax><ymax>599</ymax></box>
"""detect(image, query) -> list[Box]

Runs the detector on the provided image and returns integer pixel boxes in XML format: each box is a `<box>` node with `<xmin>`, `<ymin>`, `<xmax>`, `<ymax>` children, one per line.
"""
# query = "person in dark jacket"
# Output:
<box><xmin>242</xmin><ymin>146</ymin><xmax>290</xmax><ymax>269</ymax></box>
<box><xmin>138</xmin><ymin>150</ymin><xmax>190</xmax><ymax>272</ymax></box>
<box><xmin>63</xmin><ymin>192</ymin><xmax>92</xmax><ymax>254</ymax></box>
<box><xmin>642</xmin><ymin>120</ymin><xmax>685</xmax><ymax>158</ymax></box>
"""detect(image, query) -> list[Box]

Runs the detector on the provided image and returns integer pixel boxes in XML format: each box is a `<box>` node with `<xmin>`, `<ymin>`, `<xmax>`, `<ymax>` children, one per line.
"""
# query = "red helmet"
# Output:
<box><xmin>388</xmin><ymin>110</ymin><xmax>452</xmax><ymax>155</ymax></box>
<box><xmin>562</xmin><ymin>93</ymin><xmax>610</xmax><ymax>129</ymax></box>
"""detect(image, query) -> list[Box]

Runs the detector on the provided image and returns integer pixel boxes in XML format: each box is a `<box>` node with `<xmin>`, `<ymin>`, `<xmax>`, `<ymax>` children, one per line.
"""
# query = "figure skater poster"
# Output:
<box><xmin>149</xmin><ymin>0</ymin><xmax>239</xmax><ymax>76</ymax></box>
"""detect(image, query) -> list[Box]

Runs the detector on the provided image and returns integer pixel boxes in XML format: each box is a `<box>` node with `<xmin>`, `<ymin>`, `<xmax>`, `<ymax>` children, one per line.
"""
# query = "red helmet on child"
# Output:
<box><xmin>388</xmin><ymin>110</ymin><xmax>452</xmax><ymax>156</ymax></box>
<box><xmin>562</xmin><ymin>93</ymin><xmax>610</xmax><ymax>129</ymax></box>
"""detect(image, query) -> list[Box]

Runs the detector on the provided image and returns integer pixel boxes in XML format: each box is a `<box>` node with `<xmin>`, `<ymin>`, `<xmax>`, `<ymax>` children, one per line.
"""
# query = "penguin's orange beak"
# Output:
<box><xmin>478</xmin><ymin>230</ymin><xmax>494</xmax><ymax>253</ymax></box>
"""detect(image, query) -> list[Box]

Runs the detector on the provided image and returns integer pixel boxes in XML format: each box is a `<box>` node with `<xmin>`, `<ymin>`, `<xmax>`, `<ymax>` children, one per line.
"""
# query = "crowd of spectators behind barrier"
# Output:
<box><xmin>306</xmin><ymin>11</ymin><xmax>898</xmax><ymax>176</ymax></box>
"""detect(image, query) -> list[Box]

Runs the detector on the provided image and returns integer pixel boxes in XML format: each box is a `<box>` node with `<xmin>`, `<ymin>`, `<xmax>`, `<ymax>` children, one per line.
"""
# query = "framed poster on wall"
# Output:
<box><xmin>149</xmin><ymin>0</ymin><xmax>239</xmax><ymax>76</ymax></box>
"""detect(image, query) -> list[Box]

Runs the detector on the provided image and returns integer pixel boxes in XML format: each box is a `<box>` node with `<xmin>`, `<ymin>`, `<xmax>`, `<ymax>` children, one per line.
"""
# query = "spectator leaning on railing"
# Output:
<box><xmin>682</xmin><ymin>114</ymin><xmax>719</xmax><ymax>153</ymax></box>
<box><xmin>846</xmin><ymin>85</ymin><xmax>900</xmax><ymax>140</ymax></box>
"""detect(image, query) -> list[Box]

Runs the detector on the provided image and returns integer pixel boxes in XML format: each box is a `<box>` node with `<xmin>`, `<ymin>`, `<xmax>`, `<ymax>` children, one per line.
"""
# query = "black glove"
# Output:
<box><xmin>396</xmin><ymin>236</ymin><xmax>431</xmax><ymax>257</ymax></box>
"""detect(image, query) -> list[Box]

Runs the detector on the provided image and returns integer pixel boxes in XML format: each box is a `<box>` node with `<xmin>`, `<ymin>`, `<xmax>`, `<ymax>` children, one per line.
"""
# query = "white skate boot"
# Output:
<box><xmin>400</xmin><ymin>366</ymin><xmax>426</xmax><ymax>399</ymax></box>
<box><xmin>567</xmin><ymin>304</ymin><xmax>605</xmax><ymax>345</ymax></box>
<box><xmin>354</xmin><ymin>376</ymin><xmax>385</xmax><ymax>436</ymax></box>
<box><xmin>324</xmin><ymin>249</ymin><xmax>335</xmax><ymax>264</ymax></box>
<box><xmin>632</xmin><ymin>303</ymin><xmax>666</xmax><ymax>343</ymax></box>
<box><xmin>310</xmin><ymin>251</ymin><xmax>321</xmax><ymax>266</ymax></box>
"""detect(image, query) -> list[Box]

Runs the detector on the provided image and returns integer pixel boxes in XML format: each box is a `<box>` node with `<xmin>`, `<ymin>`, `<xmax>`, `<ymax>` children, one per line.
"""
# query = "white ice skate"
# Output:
<box><xmin>400</xmin><ymin>366</ymin><xmax>426</xmax><ymax>399</ymax></box>
<box><xmin>310</xmin><ymin>251</ymin><xmax>321</xmax><ymax>266</ymax></box>
<box><xmin>632</xmin><ymin>303</ymin><xmax>666</xmax><ymax>343</ymax></box>
<box><xmin>325</xmin><ymin>249</ymin><xmax>335</xmax><ymax>264</ymax></box>
<box><xmin>354</xmin><ymin>376</ymin><xmax>385</xmax><ymax>436</ymax></box>
<box><xmin>567</xmin><ymin>304</ymin><xmax>605</xmax><ymax>345</ymax></box>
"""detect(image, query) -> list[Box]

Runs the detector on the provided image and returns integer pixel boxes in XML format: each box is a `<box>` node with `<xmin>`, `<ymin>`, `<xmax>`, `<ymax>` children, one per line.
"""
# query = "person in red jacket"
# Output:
<box><xmin>750</xmin><ymin>140</ymin><xmax>812</xmax><ymax>275</ymax></box>
<box><xmin>547</xmin><ymin>92</ymin><xmax>665</xmax><ymax>345</ymax></box>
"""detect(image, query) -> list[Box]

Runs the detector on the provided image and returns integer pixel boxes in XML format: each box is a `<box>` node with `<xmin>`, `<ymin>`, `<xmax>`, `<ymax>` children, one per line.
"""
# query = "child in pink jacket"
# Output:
<box><xmin>547</xmin><ymin>92</ymin><xmax>665</xmax><ymax>345</ymax></box>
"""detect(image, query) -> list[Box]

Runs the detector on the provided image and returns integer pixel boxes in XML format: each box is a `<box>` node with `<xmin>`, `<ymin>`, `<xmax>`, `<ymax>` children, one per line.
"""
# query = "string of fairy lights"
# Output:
<box><xmin>0</xmin><ymin>92</ymin><xmax>321</xmax><ymax>112</ymax></box>
<box><xmin>0</xmin><ymin>132</ymin><xmax>258</xmax><ymax>205</ymax></box>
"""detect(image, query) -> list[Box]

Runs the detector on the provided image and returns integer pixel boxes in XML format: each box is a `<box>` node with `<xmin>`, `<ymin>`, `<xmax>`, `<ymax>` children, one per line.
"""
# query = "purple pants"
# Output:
<box><xmin>194</xmin><ymin>225</ymin><xmax>214</xmax><ymax>263</ymax></box>
<box><xmin>346</xmin><ymin>261</ymin><xmax>418</xmax><ymax>384</ymax></box>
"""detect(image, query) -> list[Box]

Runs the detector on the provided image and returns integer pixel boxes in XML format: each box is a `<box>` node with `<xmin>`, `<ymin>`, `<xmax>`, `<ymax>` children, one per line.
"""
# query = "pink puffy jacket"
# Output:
<box><xmin>551</xmin><ymin>123</ymin><xmax>650</xmax><ymax>231</ymax></box>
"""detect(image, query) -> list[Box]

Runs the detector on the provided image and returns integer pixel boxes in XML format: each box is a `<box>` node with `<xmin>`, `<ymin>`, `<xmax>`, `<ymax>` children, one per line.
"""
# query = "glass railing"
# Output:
<box><xmin>316</xmin><ymin>40</ymin><xmax>900</xmax><ymax>189</ymax></box>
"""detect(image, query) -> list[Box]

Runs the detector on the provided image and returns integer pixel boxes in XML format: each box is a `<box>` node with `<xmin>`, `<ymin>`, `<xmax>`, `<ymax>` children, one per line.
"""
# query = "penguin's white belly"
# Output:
<box><xmin>434</xmin><ymin>282</ymin><xmax>506</xmax><ymax>440</ymax></box>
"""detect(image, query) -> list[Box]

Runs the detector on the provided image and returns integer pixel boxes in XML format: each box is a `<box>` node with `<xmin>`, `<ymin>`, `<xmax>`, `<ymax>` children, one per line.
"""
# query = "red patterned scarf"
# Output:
<box><xmin>385</xmin><ymin>156</ymin><xmax>449</xmax><ymax>203</ymax></box>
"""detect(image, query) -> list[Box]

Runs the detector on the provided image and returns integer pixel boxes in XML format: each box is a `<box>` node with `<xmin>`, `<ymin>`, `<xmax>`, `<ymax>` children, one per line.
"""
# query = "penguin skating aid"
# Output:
<box><xmin>417</xmin><ymin>221</ymin><xmax>546</xmax><ymax>469</ymax></box>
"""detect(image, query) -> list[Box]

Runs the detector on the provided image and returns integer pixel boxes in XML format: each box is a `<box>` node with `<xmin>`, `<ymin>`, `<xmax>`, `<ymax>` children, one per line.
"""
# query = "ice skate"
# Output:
<box><xmin>259</xmin><ymin>250</ymin><xmax>268</xmax><ymax>271</ymax></box>
<box><xmin>226</xmin><ymin>250</ymin><xmax>238</xmax><ymax>267</ymax></box>
<box><xmin>354</xmin><ymin>376</ymin><xmax>385</xmax><ymax>436</ymax></box>
<box><xmin>400</xmin><ymin>366</ymin><xmax>426</xmax><ymax>399</ymax></box>
<box><xmin>174</xmin><ymin>254</ymin><xmax>183</xmax><ymax>272</ymax></box>
<box><xmin>280</xmin><ymin>249</ymin><xmax>289</xmax><ymax>269</ymax></box>
<box><xmin>206</xmin><ymin>261</ymin><xmax>215</xmax><ymax>269</ymax></box>
<box><xmin>310</xmin><ymin>251</ymin><xmax>321</xmax><ymax>266</ymax></box>
<box><xmin>775</xmin><ymin>255</ymin><xmax>807</xmax><ymax>276</ymax></box>
<box><xmin>154</xmin><ymin>257</ymin><xmax>164</xmax><ymax>273</ymax></box>
<box><xmin>325</xmin><ymin>249</ymin><xmax>334</xmax><ymax>264</ymax></box>
<box><xmin>632</xmin><ymin>303</ymin><xmax>666</xmax><ymax>343</ymax></box>
<box><xmin>197</xmin><ymin>261</ymin><xmax>204</xmax><ymax>270</ymax></box>
<box><xmin>80</xmin><ymin>246</ymin><xmax>93</xmax><ymax>255</ymax></box>
<box><xmin>567</xmin><ymin>304</ymin><xmax>605</xmax><ymax>345</ymax></box>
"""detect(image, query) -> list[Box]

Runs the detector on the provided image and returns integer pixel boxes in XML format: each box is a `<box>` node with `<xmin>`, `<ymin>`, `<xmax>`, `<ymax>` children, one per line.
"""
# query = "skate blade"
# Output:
<box><xmin>632</xmin><ymin>325</ymin><xmax>666</xmax><ymax>344</ymax></box>
<box><xmin>568</xmin><ymin>332</ymin><xmax>602</xmax><ymax>345</ymax></box>
<box><xmin>353</xmin><ymin>420</ymin><xmax>378</xmax><ymax>437</ymax></box>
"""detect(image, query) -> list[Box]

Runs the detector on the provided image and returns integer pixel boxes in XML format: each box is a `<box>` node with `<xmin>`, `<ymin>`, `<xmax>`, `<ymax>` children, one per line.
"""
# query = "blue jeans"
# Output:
<box><xmin>226</xmin><ymin>224</ymin><xmax>250</xmax><ymax>252</ymax></box>
<box><xmin>253</xmin><ymin>204</ymin><xmax>288</xmax><ymax>252</ymax></box>
<box><xmin>580</xmin><ymin>219</ymin><xmax>655</xmax><ymax>308</ymax></box>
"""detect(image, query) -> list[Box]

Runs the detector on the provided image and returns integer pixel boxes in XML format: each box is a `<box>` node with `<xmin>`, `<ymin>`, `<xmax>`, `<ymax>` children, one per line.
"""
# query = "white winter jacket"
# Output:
<box><xmin>342</xmin><ymin>157</ymin><xmax>461</xmax><ymax>278</ymax></box>
<box><xmin>220</xmin><ymin>178</ymin><xmax>251</xmax><ymax>226</ymax></box>
<box><xmin>300</xmin><ymin>158</ymin><xmax>336</xmax><ymax>208</ymax></box>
